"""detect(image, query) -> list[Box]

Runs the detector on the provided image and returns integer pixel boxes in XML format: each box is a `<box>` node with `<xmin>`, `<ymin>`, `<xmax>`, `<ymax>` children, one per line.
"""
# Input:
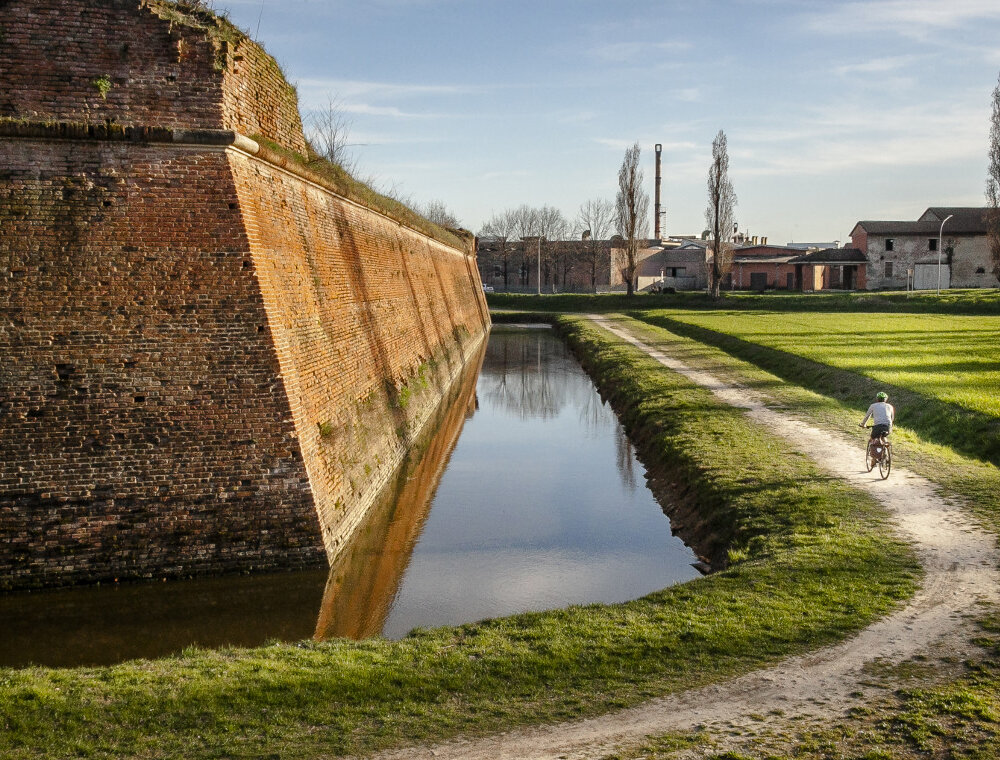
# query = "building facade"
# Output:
<box><xmin>851</xmin><ymin>207</ymin><xmax>999</xmax><ymax>290</ymax></box>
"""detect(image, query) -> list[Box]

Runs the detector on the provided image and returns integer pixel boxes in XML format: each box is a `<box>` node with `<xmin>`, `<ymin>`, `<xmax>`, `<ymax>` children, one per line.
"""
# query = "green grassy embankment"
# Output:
<box><xmin>0</xmin><ymin>318</ymin><xmax>919</xmax><ymax>760</ymax></box>
<box><xmin>487</xmin><ymin>288</ymin><xmax>1000</xmax><ymax>316</ymax></box>
<box><xmin>581</xmin><ymin>312</ymin><xmax>1000</xmax><ymax>760</ymax></box>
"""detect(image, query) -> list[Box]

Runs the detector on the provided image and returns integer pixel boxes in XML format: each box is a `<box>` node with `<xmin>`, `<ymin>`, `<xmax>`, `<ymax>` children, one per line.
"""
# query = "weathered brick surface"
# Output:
<box><xmin>230</xmin><ymin>150</ymin><xmax>489</xmax><ymax>558</ymax></box>
<box><xmin>0</xmin><ymin>0</ymin><xmax>489</xmax><ymax>589</ymax></box>
<box><xmin>0</xmin><ymin>138</ymin><xmax>325</xmax><ymax>588</ymax></box>
<box><xmin>0</xmin><ymin>0</ymin><xmax>306</xmax><ymax>154</ymax></box>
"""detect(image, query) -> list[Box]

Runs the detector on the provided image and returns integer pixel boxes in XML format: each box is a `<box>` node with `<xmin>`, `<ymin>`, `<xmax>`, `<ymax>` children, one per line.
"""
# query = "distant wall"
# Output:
<box><xmin>0</xmin><ymin>0</ymin><xmax>488</xmax><ymax>589</ymax></box>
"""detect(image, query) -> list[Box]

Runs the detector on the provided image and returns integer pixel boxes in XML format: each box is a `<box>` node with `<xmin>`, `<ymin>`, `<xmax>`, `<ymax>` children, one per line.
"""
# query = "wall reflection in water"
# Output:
<box><xmin>327</xmin><ymin>326</ymin><xmax>699</xmax><ymax>640</ymax></box>
<box><xmin>313</xmin><ymin>338</ymin><xmax>486</xmax><ymax>639</ymax></box>
<box><xmin>0</xmin><ymin>328</ymin><xmax>698</xmax><ymax>666</ymax></box>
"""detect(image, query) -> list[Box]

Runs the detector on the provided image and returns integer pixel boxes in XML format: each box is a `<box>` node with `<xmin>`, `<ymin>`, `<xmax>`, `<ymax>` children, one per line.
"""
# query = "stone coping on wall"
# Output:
<box><xmin>0</xmin><ymin>119</ymin><xmax>471</xmax><ymax>255</ymax></box>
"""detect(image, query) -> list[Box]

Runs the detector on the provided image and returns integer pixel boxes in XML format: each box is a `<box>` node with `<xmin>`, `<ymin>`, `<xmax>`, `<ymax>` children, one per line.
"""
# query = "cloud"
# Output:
<box><xmin>553</xmin><ymin>109</ymin><xmax>598</xmax><ymax>125</ymax></box>
<box><xmin>734</xmin><ymin>101</ymin><xmax>988</xmax><ymax>177</ymax></box>
<box><xmin>297</xmin><ymin>77</ymin><xmax>475</xmax><ymax>101</ymax></box>
<box><xmin>592</xmin><ymin>137</ymin><xmax>637</xmax><ymax>152</ymax></box>
<box><xmin>481</xmin><ymin>170</ymin><xmax>532</xmax><ymax>181</ymax></box>
<box><xmin>671</xmin><ymin>87</ymin><xmax>701</xmax><ymax>103</ymax></box>
<box><xmin>833</xmin><ymin>55</ymin><xmax>920</xmax><ymax>76</ymax></box>
<box><xmin>592</xmin><ymin>40</ymin><xmax>692</xmax><ymax>63</ymax></box>
<box><xmin>803</xmin><ymin>0</ymin><xmax>1000</xmax><ymax>39</ymax></box>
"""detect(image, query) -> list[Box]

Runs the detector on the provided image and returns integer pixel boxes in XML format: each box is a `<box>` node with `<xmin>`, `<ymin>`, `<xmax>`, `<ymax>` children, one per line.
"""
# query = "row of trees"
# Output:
<box><xmin>479</xmin><ymin>136</ymin><xmax>738</xmax><ymax>299</ymax></box>
<box><xmin>478</xmin><ymin>202</ymin><xmax>616</xmax><ymax>291</ymax></box>
<box><xmin>309</xmin><ymin>96</ymin><xmax>744</xmax><ymax>297</ymax></box>
<box><xmin>477</xmin><ymin>144</ymin><xmax>653</xmax><ymax>294</ymax></box>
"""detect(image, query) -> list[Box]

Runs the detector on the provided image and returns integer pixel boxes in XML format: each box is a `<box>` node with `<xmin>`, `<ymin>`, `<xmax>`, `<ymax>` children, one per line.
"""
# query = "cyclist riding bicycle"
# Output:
<box><xmin>859</xmin><ymin>391</ymin><xmax>895</xmax><ymax>443</ymax></box>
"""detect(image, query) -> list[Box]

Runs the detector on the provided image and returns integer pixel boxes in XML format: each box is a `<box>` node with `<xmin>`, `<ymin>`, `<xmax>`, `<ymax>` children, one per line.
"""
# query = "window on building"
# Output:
<box><xmin>885</xmin><ymin>238</ymin><xmax>895</xmax><ymax>251</ymax></box>
<box><xmin>884</xmin><ymin>262</ymin><xmax>894</xmax><ymax>278</ymax></box>
<box><xmin>929</xmin><ymin>238</ymin><xmax>938</xmax><ymax>251</ymax></box>
<box><xmin>493</xmin><ymin>265</ymin><xmax>502</xmax><ymax>277</ymax></box>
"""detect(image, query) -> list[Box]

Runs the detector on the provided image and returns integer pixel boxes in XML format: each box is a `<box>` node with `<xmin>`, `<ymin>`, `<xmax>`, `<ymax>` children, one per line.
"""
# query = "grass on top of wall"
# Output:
<box><xmin>251</xmin><ymin>136</ymin><xmax>469</xmax><ymax>252</ymax></box>
<box><xmin>0</xmin><ymin>319</ymin><xmax>919</xmax><ymax>760</ymax></box>
<box><xmin>486</xmin><ymin>288</ymin><xmax>1000</xmax><ymax>315</ymax></box>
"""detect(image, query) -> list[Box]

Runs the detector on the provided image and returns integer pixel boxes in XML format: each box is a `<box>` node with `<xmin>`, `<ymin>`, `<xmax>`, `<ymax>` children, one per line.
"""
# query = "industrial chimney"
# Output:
<box><xmin>654</xmin><ymin>143</ymin><xmax>663</xmax><ymax>241</ymax></box>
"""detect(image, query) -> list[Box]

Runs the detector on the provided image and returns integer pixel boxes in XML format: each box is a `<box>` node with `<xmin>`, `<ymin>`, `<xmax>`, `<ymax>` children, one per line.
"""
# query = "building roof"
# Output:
<box><xmin>789</xmin><ymin>248</ymin><xmax>867</xmax><ymax>264</ymax></box>
<box><xmin>852</xmin><ymin>220</ymin><xmax>942</xmax><ymax>236</ymax></box>
<box><xmin>736</xmin><ymin>244</ymin><xmax>802</xmax><ymax>257</ymax></box>
<box><xmin>854</xmin><ymin>207</ymin><xmax>996</xmax><ymax>237</ymax></box>
<box><xmin>732</xmin><ymin>254</ymin><xmax>798</xmax><ymax>265</ymax></box>
<box><xmin>784</xmin><ymin>242</ymin><xmax>841</xmax><ymax>250</ymax></box>
<box><xmin>919</xmin><ymin>207</ymin><xmax>994</xmax><ymax>230</ymax></box>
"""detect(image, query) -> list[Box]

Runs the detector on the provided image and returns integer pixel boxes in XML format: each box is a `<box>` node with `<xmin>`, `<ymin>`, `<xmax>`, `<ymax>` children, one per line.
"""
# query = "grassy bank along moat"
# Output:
<box><xmin>0</xmin><ymin>317</ymin><xmax>920</xmax><ymax>760</ymax></box>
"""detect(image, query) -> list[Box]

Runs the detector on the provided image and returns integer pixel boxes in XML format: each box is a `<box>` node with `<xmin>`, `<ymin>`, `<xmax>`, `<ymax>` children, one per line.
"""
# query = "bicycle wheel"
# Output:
<box><xmin>865</xmin><ymin>441</ymin><xmax>877</xmax><ymax>472</ymax></box>
<box><xmin>879</xmin><ymin>443</ymin><xmax>891</xmax><ymax>479</ymax></box>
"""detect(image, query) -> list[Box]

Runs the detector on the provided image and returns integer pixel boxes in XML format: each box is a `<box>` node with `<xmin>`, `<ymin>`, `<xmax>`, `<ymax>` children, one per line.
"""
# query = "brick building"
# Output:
<box><xmin>851</xmin><ymin>207</ymin><xmax>999</xmax><ymax>290</ymax></box>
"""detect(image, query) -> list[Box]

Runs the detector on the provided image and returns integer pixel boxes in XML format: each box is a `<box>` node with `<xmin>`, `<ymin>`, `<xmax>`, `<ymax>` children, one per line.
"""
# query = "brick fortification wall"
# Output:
<box><xmin>0</xmin><ymin>0</ymin><xmax>489</xmax><ymax>590</ymax></box>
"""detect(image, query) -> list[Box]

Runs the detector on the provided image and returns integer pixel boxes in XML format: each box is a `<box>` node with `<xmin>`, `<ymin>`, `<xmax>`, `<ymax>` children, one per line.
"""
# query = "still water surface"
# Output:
<box><xmin>0</xmin><ymin>327</ymin><xmax>698</xmax><ymax>667</ymax></box>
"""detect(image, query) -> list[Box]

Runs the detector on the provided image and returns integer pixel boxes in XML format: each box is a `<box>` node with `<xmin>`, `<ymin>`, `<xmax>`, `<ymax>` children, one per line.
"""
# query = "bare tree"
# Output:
<box><xmin>306</xmin><ymin>97</ymin><xmax>361</xmax><ymax>175</ymax></box>
<box><xmin>706</xmin><ymin>130</ymin><xmax>737</xmax><ymax>299</ymax></box>
<box><xmin>478</xmin><ymin>209</ymin><xmax>518</xmax><ymax>289</ymax></box>
<box><xmin>577</xmin><ymin>198</ymin><xmax>614</xmax><ymax>292</ymax></box>
<box><xmin>535</xmin><ymin>205</ymin><xmax>568</xmax><ymax>291</ymax></box>
<box><xmin>987</xmin><ymin>73</ymin><xmax>1000</xmax><ymax>282</ymax></box>
<box><xmin>615</xmin><ymin>143</ymin><xmax>649</xmax><ymax>296</ymax></box>
<box><xmin>420</xmin><ymin>200</ymin><xmax>461</xmax><ymax>229</ymax></box>
<box><xmin>512</xmin><ymin>205</ymin><xmax>540</xmax><ymax>289</ymax></box>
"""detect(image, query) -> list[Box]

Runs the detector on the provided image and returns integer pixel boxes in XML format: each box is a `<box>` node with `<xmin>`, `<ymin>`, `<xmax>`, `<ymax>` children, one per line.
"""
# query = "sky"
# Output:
<box><xmin>209</xmin><ymin>0</ymin><xmax>1000</xmax><ymax>245</ymax></box>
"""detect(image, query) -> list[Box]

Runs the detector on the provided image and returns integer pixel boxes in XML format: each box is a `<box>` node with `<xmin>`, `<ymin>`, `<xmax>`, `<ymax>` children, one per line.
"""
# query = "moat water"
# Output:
<box><xmin>0</xmin><ymin>327</ymin><xmax>699</xmax><ymax>668</ymax></box>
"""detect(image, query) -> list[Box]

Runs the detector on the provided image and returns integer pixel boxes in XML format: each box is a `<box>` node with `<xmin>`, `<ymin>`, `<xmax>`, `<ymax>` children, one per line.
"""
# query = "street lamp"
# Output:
<box><xmin>937</xmin><ymin>214</ymin><xmax>953</xmax><ymax>295</ymax></box>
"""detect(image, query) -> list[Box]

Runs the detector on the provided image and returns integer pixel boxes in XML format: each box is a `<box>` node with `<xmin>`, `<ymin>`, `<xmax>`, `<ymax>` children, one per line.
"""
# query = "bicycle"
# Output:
<box><xmin>863</xmin><ymin>426</ymin><xmax>892</xmax><ymax>479</ymax></box>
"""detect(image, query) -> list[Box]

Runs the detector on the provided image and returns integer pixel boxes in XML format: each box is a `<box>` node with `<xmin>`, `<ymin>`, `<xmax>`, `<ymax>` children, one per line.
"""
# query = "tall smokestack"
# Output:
<box><xmin>654</xmin><ymin>143</ymin><xmax>662</xmax><ymax>241</ymax></box>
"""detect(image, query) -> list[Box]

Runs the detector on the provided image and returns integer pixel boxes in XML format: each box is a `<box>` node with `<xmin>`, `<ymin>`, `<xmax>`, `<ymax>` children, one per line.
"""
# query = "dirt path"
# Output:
<box><xmin>370</xmin><ymin>316</ymin><xmax>1000</xmax><ymax>760</ymax></box>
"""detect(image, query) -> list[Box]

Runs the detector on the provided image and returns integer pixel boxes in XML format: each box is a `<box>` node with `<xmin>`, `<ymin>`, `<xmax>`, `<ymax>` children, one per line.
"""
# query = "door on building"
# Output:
<box><xmin>749</xmin><ymin>272</ymin><xmax>768</xmax><ymax>291</ymax></box>
<box><xmin>786</xmin><ymin>272</ymin><xmax>794</xmax><ymax>290</ymax></box>
<box><xmin>843</xmin><ymin>266</ymin><xmax>854</xmax><ymax>290</ymax></box>
<box><xmin>913</xmin><ymin>264</ymin><xmax>950</xmax><ymax>289</ymax></box>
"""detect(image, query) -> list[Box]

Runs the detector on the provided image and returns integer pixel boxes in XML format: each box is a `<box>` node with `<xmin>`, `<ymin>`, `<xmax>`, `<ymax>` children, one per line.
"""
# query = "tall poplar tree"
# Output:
<box><xmin>986</xmin><ymin>73</ymin><xmax>1000</xmax><ymax>281</ymax></box>
<box><xmin>615</xmin><ymin>143</ymin><xmax>649</xmax><ymax>297</ymax></box>
<box><xmin>706</xmin><ymin>130</ymin><xmax>737</xmax><ymax>300</ymax></box>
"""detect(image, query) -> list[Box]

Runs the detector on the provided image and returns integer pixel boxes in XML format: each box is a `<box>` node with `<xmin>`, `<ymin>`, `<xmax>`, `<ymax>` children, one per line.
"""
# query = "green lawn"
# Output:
<box><xmin>486</xmin><ymin>288</ymin><xmax>1000</xmax><ymax>316</ymax></box>
<box><xmin>633</xmin><ymin>309</ymin><xmax>1000</xmax><ymax>466</ymax></box>
<box><xmin>650</xmin><ymin>311</ymin><xmax>1000</xmax><ymax>417</ymax></box>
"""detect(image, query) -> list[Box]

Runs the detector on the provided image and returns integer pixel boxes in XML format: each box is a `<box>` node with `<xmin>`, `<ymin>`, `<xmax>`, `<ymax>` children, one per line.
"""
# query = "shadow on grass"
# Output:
<box><xmin>636</xmin><ymin>312</ymin><xmax>1000</xmax><ymax>468</ymax></box>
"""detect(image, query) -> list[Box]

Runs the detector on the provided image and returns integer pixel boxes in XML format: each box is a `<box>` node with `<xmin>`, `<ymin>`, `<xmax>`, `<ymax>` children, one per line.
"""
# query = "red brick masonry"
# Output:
<box><xmin>0</xmin><ymin>1</ymin><xmax>489</xmax><ymax>590</ymax></box>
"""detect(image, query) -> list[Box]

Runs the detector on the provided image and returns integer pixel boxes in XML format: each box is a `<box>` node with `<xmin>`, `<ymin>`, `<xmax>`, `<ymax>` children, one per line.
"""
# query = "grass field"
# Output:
<box><xmin>487</xmin><ymin>288</ymin><xmax>1000</xmax><ymax>315</ymax></box>
<box><xmin>645</xmin><ymin>311</ymin><xmax>1000</xmax><ymax>417</ymax></box>
<box><xmin>0</xmin><ymin>318</ymin><xmax>919</xmax><ymax>760</ymax></box>
<box><xmin>633</xmin><ymin>309</ymin><xmax>1000</xmax><ymax>466</ymax></box>
<box><xmin>585</xmin><ymin>312</ymin><xmax>1000</xmax><ymax>760</ymax></box>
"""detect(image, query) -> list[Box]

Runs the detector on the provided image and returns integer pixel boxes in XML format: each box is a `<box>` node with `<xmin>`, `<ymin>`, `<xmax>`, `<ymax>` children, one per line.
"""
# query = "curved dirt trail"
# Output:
<box><xmin>369</xmin><ymin>316</ymin><xmax>1000</xmax><ymax>760</ymax></box>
